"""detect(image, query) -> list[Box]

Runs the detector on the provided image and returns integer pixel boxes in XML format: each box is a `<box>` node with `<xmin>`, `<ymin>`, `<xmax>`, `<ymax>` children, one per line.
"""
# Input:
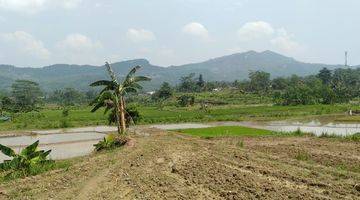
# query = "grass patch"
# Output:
<box><xmin>295</xmin><ymin>151</ymin><xmax>311</xmax><ymax>161</ymax></box>
<box><xmin>278</xmin><ymin>128</ymin><xmax>315</xmax><ymax>137</ymax></box>
<box><xmin>178</xmin><ymin>126</ymin><xmax>275</xmax><ymax>137</ymax></box>
<box><xmin>237</xmin><ymin>140</ymin><xmax>244</xmax><ymax>148</ymax></box>
<box><xmin>319</xmin><ymin>132</ymin><xmax>360</xmax><ymax>142</ymax></box>
<box><xmin>0</xmin><ymin>160</ymin><xmax>71</xmax><ymax>182</ymax></box>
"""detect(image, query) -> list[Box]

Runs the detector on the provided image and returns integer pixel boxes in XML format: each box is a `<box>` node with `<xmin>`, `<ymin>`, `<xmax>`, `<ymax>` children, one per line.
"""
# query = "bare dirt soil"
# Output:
<box><xmin>0</xmin><ymin>128</ymin><xmax>359</xmax><ymax>199</ymax></box>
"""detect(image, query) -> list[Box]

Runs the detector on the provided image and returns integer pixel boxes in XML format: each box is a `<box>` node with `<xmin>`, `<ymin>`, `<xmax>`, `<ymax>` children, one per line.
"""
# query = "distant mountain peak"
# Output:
<box><xmin>112</xmin><ymin>58</ymin><xmax>150</xmax><ymax>66</ymax></box>
<box><xmin>260</xmin><ymin>50</ymin><xmax>293</xmax><ymax>59</ymax></box>
<box><xmin>206</xmin><ymin>50</ymin><xmax>295</xmax><ymax>64</ymax></box>
<box><xmin>0</xmin><ymin>50</ymin><xmax>352</xmax><ymax>92</ymax></box>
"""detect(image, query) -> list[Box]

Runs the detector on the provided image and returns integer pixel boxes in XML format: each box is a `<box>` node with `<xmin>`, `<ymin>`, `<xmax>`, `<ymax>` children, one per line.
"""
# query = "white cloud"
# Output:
<box><xmin>126</xmin><ymin>28</ymin><xmax>156</xmax><ymax>43</ymax></box>
<box><xmin>237</xmin><ymin>21</ymin><xmax>301</xmax><ymax>53</ymax></box>
<box><xmin>57</xmin><ymin>33</ymin><xmax>102</xmax><ymax>52</ymax></box>
<box><xmin>0</xmin><ymin>0</ymin><xmax>46</xmax><ymax>13</ymax></box>
<box><xmin>0</xmin><ymin>0</ymin><xmax>82</xmax><ymax>13</ymax></box>
<box><xmin>0</xmin><ymin>31</ymin><xmax>50</xmax><ymax>59</ymax></box>
<box><xmin>59</xmin><ymin>0</ymin><xmax>82</xmax><ymax>9</ymax></box>
<box><xmin>271</xmin><ymin>28</ymin><xmax>300</xmax><ymax>52</ymax></box>
<box><xmin>233</xmin><ymin>0</ymin><xmax>248</xmax><ymax>7</ymax></box>
<box><xmin>54</xmin><ymin>33</ymin><xmax>104</xmax><ymax>64</ymax></box>
<box><xmin>182</xmin><ymin>22</ymin><xmax>210</xmax><ymax>41</ymax></box>
<box><xmin>237</xmin><ymin>21</ymin><xmax>275</xmax><ymax>41</ymax></box>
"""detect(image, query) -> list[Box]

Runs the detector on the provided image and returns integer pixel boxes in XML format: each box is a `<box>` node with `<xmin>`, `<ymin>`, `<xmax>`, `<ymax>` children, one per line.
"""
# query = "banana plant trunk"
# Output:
<box><xmin>119</xmin><ymin>96</ymin><xmax>126</xmax><ymax>134</ymax></box>
<box><xmin>114</xmin><ymin>95</ymin><xmax>122</xmax><ymax>135</ymax></box>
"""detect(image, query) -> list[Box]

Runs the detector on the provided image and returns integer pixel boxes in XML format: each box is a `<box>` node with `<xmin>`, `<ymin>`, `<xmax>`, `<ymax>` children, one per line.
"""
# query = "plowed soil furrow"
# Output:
<box><xmin>0</xmin><ymin>129</ymin><xmax>359</xmax><ymax>200</ymax></box>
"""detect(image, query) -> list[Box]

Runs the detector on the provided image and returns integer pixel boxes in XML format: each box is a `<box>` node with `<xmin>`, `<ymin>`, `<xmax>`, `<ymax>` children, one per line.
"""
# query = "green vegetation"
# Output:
<box><xmin>319</xmin><ymin>132</ymin><xmax>360</xmax><ymax>142</ymax></box>
<box><xmin>178</xmin><ymin>126</ymin><xmax>275</xmax><ymax>137</ymax></box>
<box><xmin>0</xmin><ymin>106</ymin><xmax>107</xmax><ymax>131</ymax></box>
<box><xmin>162</xmin><ymin>67</ymin><xmax>360</xmax><ymax>106</ymax></box>
<box><xmin>273</xmin><ymin>68</ymin><xmax>360</xmax><ymax>105</ymax></box>
<box><xmin>90</xmin><ymin>62</ymin><xmax>151</xmax><ymax>134</ymax></box>
<box><xmin>237</xmin><ymin>140</ymin><xmax>244</xmax><ymax>148</ymax></box>
<box><xmin>0</xmin><ymin>103</ymin><xmax>358</xmax><ymax>132</ymax></box>
<box><xmin>2</xmin><ymin>80</ymin><xmax>43</xmax><ymax>113</ymax></box>
<box><xmin>152</xmin><ymin>82</ymin><xmax>173</xmax><ymax>101</ymax></box>
<box><xmin>0</xmin><ymin>140</ymin><xmax>58</xmax><ymax>181</ymax></box>
<box><xmin>177</xmin><ymin>94</ymin><xmax>195</xmax><ymax>107</ymax></box>
<box><xmin>1</xmin><ymin>60</ymin><xmax>359</xmax><ymax>188</ymax></box>
<box><xmin>139</xmin><ymin>104</ymin><xmax>355</xmax><ymax>124</ymax></box>
<box><xmin>94</xmin><ymin>133</ymin><xmax>128</xmax><ymax>151</ymax></box>
<box><xmin>1</xmin><ymin>66</ymin><xmax>359</xmax><ymax>132</ymax></box>
<box><xmin>48</xmin><ymin>88</ymin><xmax>96</xmax><ymax>106</ymax></box>
<box><xmin>295</xmin><ymin>151</ymin><xmax>311</xmax><ymax>161</ymax></box>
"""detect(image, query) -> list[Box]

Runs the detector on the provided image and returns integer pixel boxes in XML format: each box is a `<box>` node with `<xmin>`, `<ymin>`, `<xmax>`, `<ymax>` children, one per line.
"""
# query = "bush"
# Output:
<box><xmin>94</xmin><ymin>134</ymin><xmax>128</xmax><ymax>152</ymax></box>
<box><xmin>59</xmin><ymin>107</ymin><xmax>71</xmax><ymax>128</ymax></box>
<box><xmin>106</xmin><ymin>105</ymin><xmax>141</xmax><ymax>127</ymax></box>
<box><xmin>152</xmin><ymin>82</ymin><xmax>173</xmax><ymax>101</ymax></box>
<box><xmin>177</xmin><ymin>95</ymin><xmax>195</xmax><ymax>107</ymax></box>
<box><xmin>0</xmin><ymin>140</ymin><xmax>53</xmax><ymax>179</ymax></box>
<box><xmin>346</xmin><ymin>133</ymin><xmax>360</xmax><ymax>141</ymax></box>
<box><xmin>125</xmin><ymin>105</ymin><xmax>141</xmax><ymax>126</ymax></box>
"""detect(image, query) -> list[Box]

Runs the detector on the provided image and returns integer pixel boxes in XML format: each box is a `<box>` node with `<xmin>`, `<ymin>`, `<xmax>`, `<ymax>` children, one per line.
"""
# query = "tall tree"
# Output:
<box><xmin>11</xmin><ymin>80</ymin><xmax>42</xmax><ymax>112</ymax></box>
<box><xmin>178</xmin><ymin>73</ymin><xmax>197</xmax><ymax>92</ymax></box>
<box><xmin>62</xmin><ymin>88</ymin><xmax>84</xmax><ymax>106</ymax></box>
<box><xmin>90</xmin><ymin>62</ymin><xmax>150</xmax><ymax>134</ymax></box>
<box><xmin>153</xmin><ymin>82</ymin><xmax>173</xmax><ymax>100</ymax></box>
<box><xmin>249</xmin><ymin>71</ymin><xmax>271</xmax><ymax>93</ymax></box>
<box><xmin>317</xmin><ymin>67</ymin><xmax>332</xmax><ymax>85</ymax></box>
<box><xmin>197</xmin><ymin>74</ymin><xmax>205</xmax><ymax>91</ymax></box>
<box><xmin>271</xmin><ymin>77</ymin><xmax>289</xmax><ymax>90</ymax></box>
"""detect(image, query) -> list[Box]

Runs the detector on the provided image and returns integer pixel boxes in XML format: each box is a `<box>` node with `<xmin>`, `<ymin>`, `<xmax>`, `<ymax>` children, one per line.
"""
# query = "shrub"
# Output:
<box><xmin>59</xmin><ymin>107</ymin><xmax>71</xmax><ymax>128</ymax></box>
<box><xmin>106</xmin><ymin>105</ymin><xmax>141</xmax><ymax>127</ymax></box>
<box><xmin>0</xmin><ymin>140</ymin><xmax>53</xmax><ymax>179</ymax></box>
<box><xmin>345</xmin><ymin>133</ymin><xmax>360</xmax><ymax>141</ymax></box>
<box><xmin>125</xmin><ymin>105</ymin><xmax>141</xmax><ymax>126</ymax></box>
<box><xmin>152</xmin><ymin>82</ymin><xmax>173</xmax><ymax>100</ymax></box>
<box><xmin>177</xmin><ymin>95</ymin><xmax>195</xmax><ymax>107</ymax></box>
<box><xmin>94</xmin><ymin>133</ymin><xmax>128</xmax><ymax>152</ymax></box>
<box><xmin>59</xmin><ymin>118</ymin><xmax>71</xmax><ymax>128</ymax></box>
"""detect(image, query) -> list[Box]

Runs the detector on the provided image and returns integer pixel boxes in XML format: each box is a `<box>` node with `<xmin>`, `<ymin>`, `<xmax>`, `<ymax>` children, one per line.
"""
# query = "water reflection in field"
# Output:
<box><xmin>216</xmin><ymin>120</ymin><xmax>360</xmax><ymax>136</ymax></box>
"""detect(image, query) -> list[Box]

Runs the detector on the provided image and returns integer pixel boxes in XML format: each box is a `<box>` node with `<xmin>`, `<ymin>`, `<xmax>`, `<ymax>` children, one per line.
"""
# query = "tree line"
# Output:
<box><xmin>1</xmin><ymin>66</ymin><xmax>359</xmax><ymax>115</ymax></box>
<box><xmin>151</xmin><ymin>67</ymin><xmax>360</xmax><ymax>106</ymax></box>
<box><xmin>0</xmin><ymin>81</ymin><xmax>98</xmax><ymax>114</ymax></box>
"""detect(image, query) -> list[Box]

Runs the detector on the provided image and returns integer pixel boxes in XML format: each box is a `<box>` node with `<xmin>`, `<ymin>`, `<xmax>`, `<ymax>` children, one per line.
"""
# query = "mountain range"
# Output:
<box><xmin>0</xmin><ymin>50</ymin><xmax>356</xmax><ymax>92</ymax></box>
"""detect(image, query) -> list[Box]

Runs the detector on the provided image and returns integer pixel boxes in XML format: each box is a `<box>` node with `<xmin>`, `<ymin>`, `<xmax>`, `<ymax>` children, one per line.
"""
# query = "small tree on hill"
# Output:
<box><xmin>197</xmin><ymin>74</ymin><xmax>205</xmax><ymax>91</ymax></box>
<box><xmin>317</xmin><ymin>67</ymin><xmax>332</xmax><ymax>85</ymax></box>
<box><xmin>11</xmin><ymin>80</ymin><xmax>42</xmax><ymax>112</ymax></box>
<box><xmin>249</xmin><ymin>71</ymin><xmax>271</xmax><ymax>93</ymax></box>
<box><xmin>90</xmin><ymin>62</ymin><xmax>151</xmax><ymax>134</ymax></box>
<box><xmin>153</xmin><ymin>82</ymin><xmax>173</xmax><ymax>100</ymax></box>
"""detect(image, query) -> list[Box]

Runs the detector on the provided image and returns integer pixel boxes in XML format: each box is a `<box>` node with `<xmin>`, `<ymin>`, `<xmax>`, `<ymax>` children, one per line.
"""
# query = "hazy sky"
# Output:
<box><xmin>0</xmin><ymin>0</ymin><xmax>359</xmax><ymax>67</ymax></box>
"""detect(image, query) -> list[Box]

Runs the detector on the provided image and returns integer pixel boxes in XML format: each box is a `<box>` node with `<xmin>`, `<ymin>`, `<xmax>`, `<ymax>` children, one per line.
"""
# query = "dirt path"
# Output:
<box><xmin>0</xmin><ymin>128</ymin><xmax>359</xmax><ymax>199</ymax></box>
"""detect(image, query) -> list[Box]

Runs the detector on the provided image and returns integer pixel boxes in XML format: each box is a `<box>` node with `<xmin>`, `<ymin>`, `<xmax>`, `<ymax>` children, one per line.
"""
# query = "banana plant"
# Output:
<box><xmin>90</xmin><ymin>62</ymin><xmax>151</xmax><ymax>134</ymax></box>
<box><xmin>0</xmin><ymin>140</ymin><xmax>52</xmax><ymax>171</ymax></box>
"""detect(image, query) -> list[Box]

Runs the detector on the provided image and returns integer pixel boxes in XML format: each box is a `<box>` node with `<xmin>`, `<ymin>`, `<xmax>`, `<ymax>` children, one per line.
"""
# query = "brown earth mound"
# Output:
<box><xmin>1</xmin><ymin>128</ymin><xmax>359</xmax><ymax>199</ymax></box>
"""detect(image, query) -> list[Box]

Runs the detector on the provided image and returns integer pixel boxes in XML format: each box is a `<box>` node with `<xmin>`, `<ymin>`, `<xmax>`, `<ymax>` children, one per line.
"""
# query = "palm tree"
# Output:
<box><xmin>90</xmin><ymin>62</ymin><xmax>151</xmax><ymax>134</ymax></box>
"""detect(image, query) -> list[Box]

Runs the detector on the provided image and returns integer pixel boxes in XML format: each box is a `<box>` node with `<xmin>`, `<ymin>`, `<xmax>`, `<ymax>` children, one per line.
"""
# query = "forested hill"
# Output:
<box><xmin>0</xmin><ymin>50</ymin><xmax>354</xmax><ymax>92</ymax></box>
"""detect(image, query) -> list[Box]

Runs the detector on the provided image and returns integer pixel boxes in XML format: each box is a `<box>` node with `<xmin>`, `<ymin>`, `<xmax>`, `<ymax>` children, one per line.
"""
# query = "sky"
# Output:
<box><xmin>0</xmin><ymin>0</ymin><xmax>359</xmax><ymax>67</ymax></box>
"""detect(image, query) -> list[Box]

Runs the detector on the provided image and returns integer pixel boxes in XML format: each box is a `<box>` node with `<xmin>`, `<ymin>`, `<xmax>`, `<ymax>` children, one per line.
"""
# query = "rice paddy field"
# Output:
<box><xmin>0</xmin><ymin>103</ymin><xmax>359</xmax><ymax>132</ymax></box>
<box><xmin>178</xmin><ymin>126</ymin><xmax>275</xmax><ymax>137</ymax></box>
